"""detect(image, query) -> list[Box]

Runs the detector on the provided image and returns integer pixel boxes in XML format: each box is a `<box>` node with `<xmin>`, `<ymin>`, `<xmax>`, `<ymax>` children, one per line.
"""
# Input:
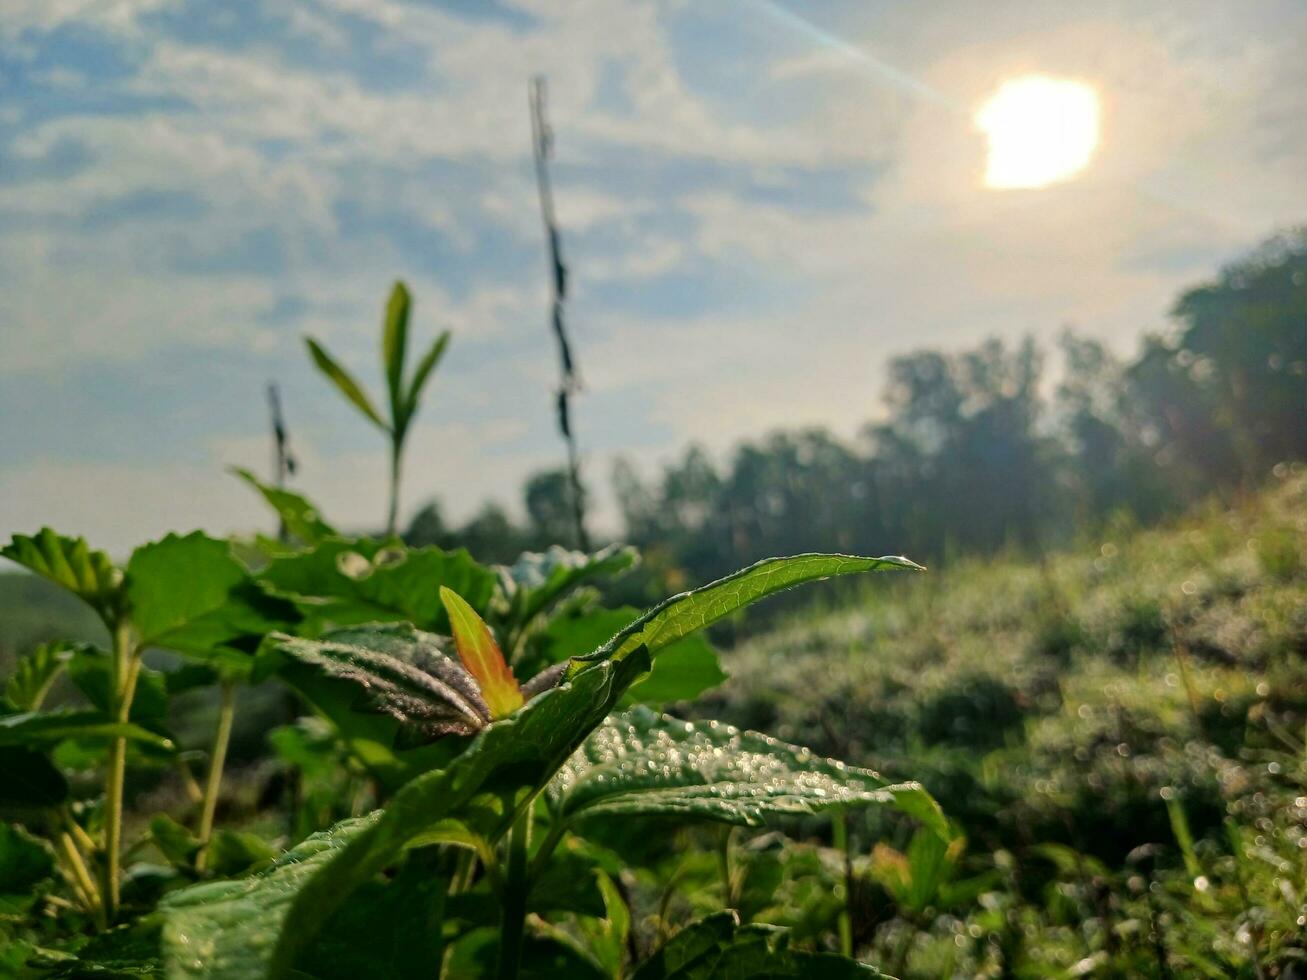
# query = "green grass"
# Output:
<box><xmin>693</xmin><ymin>468</ymin><xmax>1307</xmax><ymax>976</ymax></box>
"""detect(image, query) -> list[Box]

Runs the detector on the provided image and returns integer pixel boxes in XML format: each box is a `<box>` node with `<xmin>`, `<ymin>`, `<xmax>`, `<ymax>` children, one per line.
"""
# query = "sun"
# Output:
<box><xmin>975</xmin><ymin>75</ymin><xmax>1100</xmax><ymax>189</ymax></box>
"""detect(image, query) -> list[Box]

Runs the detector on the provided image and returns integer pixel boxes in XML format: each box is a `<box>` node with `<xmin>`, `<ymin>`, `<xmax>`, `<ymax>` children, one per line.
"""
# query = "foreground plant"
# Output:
<box><xmin>0</xmin><ymin>529</ymin><xmax>294</xmax><ymax>923</ymax></box>
<box><xmin>11</xmin><ymin>550</ymin><xmax>934</xmax><ymax>979</ymax></box>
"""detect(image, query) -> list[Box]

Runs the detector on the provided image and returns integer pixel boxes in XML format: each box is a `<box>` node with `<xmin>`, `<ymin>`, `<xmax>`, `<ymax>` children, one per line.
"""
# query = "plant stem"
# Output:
<box><xmin>497</xmin><ymin>807</ymin><xmax>533</xmax><ymax>980</ymax></box>
<box><xmin>386</xmin><ymin>433</ymin><xmax>402</xmax><ymax>537</ymax></box>
<box><xmin>195</xmin><ymin>679</ymin><xmax>236</xmax><ymax>871</ymax></box>
<box><xmin>528</xmin><ymin>818</ymin><xmax>567</xmax><ymax>882</ymax></box>
<box><xmin>833</xmin><ymin>809</ymin><xmax>854</xmax><ymax>957</ymax></box>
<box><xmin>717</xmin><ymin>826</ymin><xmax>735</xmax><ymax>909</ymax></box>
<box><xmin>102</xmin><ymin>620</ymin><xmax>139</xmax><ymax>922</ymax></box>
<box><xmin>56</xmin><ymin>829</ymin><xmax>103</xmax><ymax>928</ymax></box>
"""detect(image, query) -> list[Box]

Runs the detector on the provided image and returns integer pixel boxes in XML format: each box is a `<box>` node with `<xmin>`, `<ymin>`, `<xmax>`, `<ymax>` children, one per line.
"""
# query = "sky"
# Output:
<box><xmin>1</xmin><ymin>0</ymin><xmax>1305</xmax><ymax>556</ymax></box>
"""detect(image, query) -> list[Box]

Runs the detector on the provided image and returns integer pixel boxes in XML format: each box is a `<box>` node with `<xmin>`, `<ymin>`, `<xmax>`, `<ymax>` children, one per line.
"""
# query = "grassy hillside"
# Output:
<box><xmin>693</xmin><ymin>466</ymin><xmax>1306</xmax><ymax>975</ymax></box>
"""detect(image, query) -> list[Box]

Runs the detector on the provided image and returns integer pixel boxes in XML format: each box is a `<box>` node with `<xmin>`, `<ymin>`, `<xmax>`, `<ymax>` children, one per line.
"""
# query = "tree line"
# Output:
<box><xmin>406</xmin><ymin>227</ymin><xmax>1306</xmax><ymax>588</ymax></box>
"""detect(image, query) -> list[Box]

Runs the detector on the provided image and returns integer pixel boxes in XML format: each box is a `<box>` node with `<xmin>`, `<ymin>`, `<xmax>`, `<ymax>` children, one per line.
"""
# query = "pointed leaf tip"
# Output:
<box><xmin>439</xmin><ymin>586</ymin><xmax>523</xmax><ymax>718</ymax></box>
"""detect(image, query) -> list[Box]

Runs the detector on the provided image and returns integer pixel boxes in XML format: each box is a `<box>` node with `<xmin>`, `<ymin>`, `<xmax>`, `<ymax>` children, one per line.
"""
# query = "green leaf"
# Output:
<box><xmin>305</xmin><ymin>337</ymin><xmax>388</xmax><ymax>431</ymax></box>
<box><xmin>382</xmin><ymin>281</ymin><xmax>411</xmax><ymax>425</ymax></box>
<box><xmin>2</xmin><ymin>528</ymin><xmax>122</xmax><ymax>624</ymax></box>
<box><xmin>158</xmin><ymin>815</ymin><xmax>377</xmax><ymax>980</ymax></box>
<box><xmin>150</xmin><ymin>814</ymin><xmax>201</xmax><ymax>867</ymax></box>
<box><xmin>293</xmin><ymin>856</ymin><xmax>445</xmax><ymax>980</ymax></box>
<box><xmin>267</xmin><ymin>651</ymin><xmax>651</xmax><ymax>976</ymax></box>
<box><xmin>204</xmin><ymin>830</ymin><xmax>278</xmax><ymax>877</ymax></box>
<box><xmin>0</xmin><ymin>747</ymin><xmax>69</xmax><ymax>806</ymax></box>
<box><xmin>68</xmin><ymin>648</ymin><xmax>169</xmax><ymax>732</ymax></box>
<box><xmin>0</xmin><ymin>710</ymin><xmax>174</xmax><ymax>751</ymax></box>
<box><xmin>404</xmin><ymin>330</ymin><xmax>450</xmax><ymax>420</ymax></box>
<box><xmin>538</xmin><ymin>606</ymin><xmax>724</xmax><ymax>705</ymax></box>
<box><xmin>549</xmin><ymin>707</ymin><xmax>946</xmax><ymax>838</ymax></box>
<box><xmin>496</xmin><ymin>544</ymin><xmax>638</xmax><ymax>631</ymax></box>
<box><xmin>258</xmin><ymin>623</ymin><xmax>492</xmax><ymax>746</ymax></box>
<box><xmin>231</xmin><ymin>468</ymin><xmax>337</xmax><ymax>545</ymax></box>
<box><xmin>0</xmin><ymin>824</ymin><xmax>55</xmax><ymax>915</ymax></box>
<box><xmin>570</xmin><ymin>553</ymin><xmax>923</xmax><ymax>674</ymax></box>
<box><xmin>631</xmin><ymin>912</ymin><xmax>881</xmax><ymax>979</ymax></box>
<box><xmin>5</xmin><ymin>641</ymin><xmax>76</xmax><ymax>711</ymax></box>
<box><xmin>257</xmin><ymin>538</ymin><xmax>496</xmax><ymax>635</ymax></box>
<box><xmin>126</xmin><ymin>532</ymin><xmax>296</xmax><ymax>668</ymax></box>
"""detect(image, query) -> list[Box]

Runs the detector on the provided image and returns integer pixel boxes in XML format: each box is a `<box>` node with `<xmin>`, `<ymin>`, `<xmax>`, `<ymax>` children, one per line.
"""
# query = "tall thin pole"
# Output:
<box><xmin>266</xmin><ymin>382</ymin><xmax>296</xmax><ymax>543</ymax></box>
<box><xmin>529</xmin><ymin>76</ymin><xmax>590</xmax><ymax>552</ymax></box>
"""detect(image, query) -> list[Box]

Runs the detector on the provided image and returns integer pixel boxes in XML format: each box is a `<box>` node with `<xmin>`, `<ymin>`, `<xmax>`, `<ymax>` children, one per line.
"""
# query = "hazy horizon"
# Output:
<box><xmin>3</xmin><ymin>0</ymin><xmax>1305</xmax><ymax>555</ymax></box>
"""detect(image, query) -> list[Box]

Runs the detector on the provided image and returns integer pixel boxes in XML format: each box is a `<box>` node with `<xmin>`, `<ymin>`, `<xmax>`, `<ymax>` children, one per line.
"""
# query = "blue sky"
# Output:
<box><xmin>2</xmin><ymin>0</ymin><xmax>1305</xmax><ymax>554</ymax></box>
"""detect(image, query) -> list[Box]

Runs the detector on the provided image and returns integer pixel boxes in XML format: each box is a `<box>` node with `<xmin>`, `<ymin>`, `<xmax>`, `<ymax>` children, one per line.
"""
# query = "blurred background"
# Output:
<box><xmin>1</xmin><ymin>0</ymin><xmax>1303</xmax><ymax>564</ymax></box>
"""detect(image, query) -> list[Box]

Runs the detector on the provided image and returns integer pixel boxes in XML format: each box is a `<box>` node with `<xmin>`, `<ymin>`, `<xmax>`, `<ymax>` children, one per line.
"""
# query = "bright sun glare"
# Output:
<box><xmin>975</xmin><ymin>75</ymin><xmax>1100</xmax><ymax>189</ymax></box>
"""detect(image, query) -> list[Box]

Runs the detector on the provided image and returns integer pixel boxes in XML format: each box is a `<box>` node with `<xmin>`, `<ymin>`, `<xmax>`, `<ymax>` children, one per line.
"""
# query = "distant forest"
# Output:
<box><xmin>405</xmin><ymin>227</ymin><xmax>1307</xmax><ymax>587</ymax></box>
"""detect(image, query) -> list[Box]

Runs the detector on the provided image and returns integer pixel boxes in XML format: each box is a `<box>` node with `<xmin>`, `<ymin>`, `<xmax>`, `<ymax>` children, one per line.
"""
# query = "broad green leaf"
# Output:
<box><xmin>440</xmin><ymin>586</ymin><xmax>522</xmax><ymax>719</ymax></box>
<box><xmin>305</xmin><ymin>337</ymin><xmax>388</xmax><ymax>431</ymax></box>
<box><xmin>382</xmin><ymin>281</ymin><xmax>411</xmax><ymax>424</ymax></box>
<box><xmin>5</xmin><ymin>641</ymin><xmax>76</xmax><ymax>710</ymax></box>
<box><xmin>496</xmin><ymin>544</ymin><xmax>638</xmax><ymax>631</ymax></box>
<box><xmin>0</xmin><ymin>824</ymin><xmax>55</xmax><ymax>915</ymax></box>
<box><xmin>126</xmin><ymin>532</ymin><xmax>296</xmax><ymax>668</ymax></box>
<box><xmin>205</xmin><ymin>830</ymin><xmax>278</xmax><ymax>877</ymax></box>
<box><xmin>68</xmin><ymin>648</ymin><xmax>169</xmax><ymax>733</ymax></box>
<box><xmin>2</xmin><ymin>529</ymin><xmax>122</xmax><ymax>624</ymax></box>
<box><xmin>258</xmin><ymin>623</ymin><xmax>491</xmax><ymax>745</ymax></box>
<box><xmin>231</xmin><ymin>468</ymin><xmax>337</xmax><ymax>545</ymax></box>
<box><xmin>631</xmin><ymin>912</ymin><xmax>881</xmax><ymax>979</ymax></box>
<box><xmin>0</xmin><ymin>747</ymin><xmax>69</xmax><ymax>806</ymax></box>
<box><xmin>570</xmin><ymin>553</ymin><xmax>923</xmax><ymax>674</ymax></box>
<box><xmin>404</xmin><ymin>330</ymin><xmax>450</xmax><ymax>419</ymax></box>
<box><xmin>150</xmin><ymin>814</ymin><xmax>201</xmax><ymax>867</ymax></box>
<box><xmin>549</xmin><ymin>707</ymin><xmax>946</xmax><ymax>838</ymax></box>
<box><xmin>0</xmin><ymin>710</ymin><xmax>174</xmax><ymax>751</ymax></box>
<box><xmin>257</xmin><ymin>538</ymin><xmax>496</xmax><ymax>635</ymax></box>
<box><xmin>294</xmin><ymin>856</ymin><xmax>445</xmax><ymax>980</ymax></box>
<box><xmin>159</xmin><ymin>815</ymin><xmax>378</xmax><ymax>980</ymax></box>
<box><xmin>537</xmin><ymin>606</ymin><xmax>724</xmax><ymax>706</ymax></box>
<box><xmin>268</xmin><ymin>651</ymin><xmax>651</xmax><ymax>976</ymax></box>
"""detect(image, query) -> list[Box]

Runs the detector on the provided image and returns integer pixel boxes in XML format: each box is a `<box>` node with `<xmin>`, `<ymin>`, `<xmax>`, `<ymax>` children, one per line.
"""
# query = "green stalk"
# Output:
<box><xmin>56</xmin><ymin>828</ymin><xmax>103</xmax><ymax>929</ymax></box>
<box><xmin>195</xmin><ymin>679</ymin><xmax>236</xmax><ymax>871</ymax></box>
<box><xmin>386</xmin><ymin>431</ymin><xmax>403</xmax><ymax>537</ymax></box>
<box><xmin>833</xmin><ymin>810</ymin><xmax>854</xmax><ymax>957</ymax></box>
<box><xmin>717</xmin><ymin>826</ymin><xmax>735</xmax><ymax>909</ymax></box>
<box><xmin>102</xmin><ymin>620</ymin><xmax>139</xmax><ymax>921</ymax></box>
<box><xmin>497</xmin><ymin>807</ymin><xmax>533</xmax><ymax>980</ymax></box>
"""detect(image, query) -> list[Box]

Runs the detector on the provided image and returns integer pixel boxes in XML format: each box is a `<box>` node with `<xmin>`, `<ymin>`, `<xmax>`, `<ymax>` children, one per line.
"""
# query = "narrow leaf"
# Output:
<box><xmin>382</xmin><ymin>281</ymin><xmax>410</xmax><ymax>423</ymax></box>
<box><xmin>305</xmin><ymin>337</ymin><xmax>388</xmax><ymax>431</ymax></box>
<box><xmin>231</xmin><ymin>467</ymin><xmax>337</xmax><ymax>544</ymax></box>
<box><xmin>0</xmin><ymin>710</ymin><xmax>174</xmax><ymax>750</ymax></box>
<box><xmin>570</xmin><ymin>553</ymin><xmax>923</xmax><ymax>673</ymax></box>
<box><xmin>440</xmin><ymin>586</ymin><xmax>523</xmax><ymax>719</ymax></box>
<box><xmin>549</xmin><ymin>707</ymin><xmax>946</xmax><ymax>838</ymax></box>
<box><xmin>404</xmin><ymin>330</ymin><xmax>450</xmax><ymax>420</ymax></box>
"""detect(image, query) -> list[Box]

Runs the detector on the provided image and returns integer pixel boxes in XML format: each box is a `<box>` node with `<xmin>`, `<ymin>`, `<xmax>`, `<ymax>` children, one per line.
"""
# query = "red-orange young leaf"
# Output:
<box><xmin>439</xmin><ymin>586</ymin><xmax>523</xmax><ymax>719</ymax></box>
